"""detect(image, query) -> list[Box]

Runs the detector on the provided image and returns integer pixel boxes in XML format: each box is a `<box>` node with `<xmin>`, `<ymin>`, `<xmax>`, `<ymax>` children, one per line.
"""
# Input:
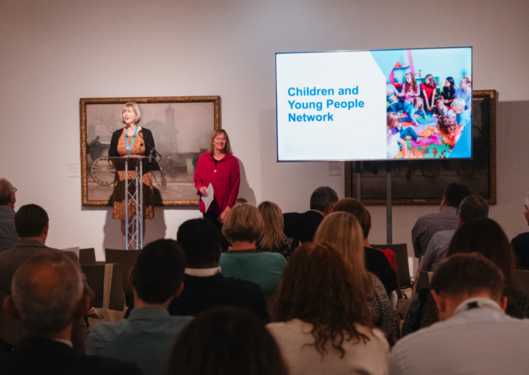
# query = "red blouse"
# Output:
<box><xmin>194</xmin><ymin>152</ymin><xmax>240</xmax><ymax>215</ymax></box>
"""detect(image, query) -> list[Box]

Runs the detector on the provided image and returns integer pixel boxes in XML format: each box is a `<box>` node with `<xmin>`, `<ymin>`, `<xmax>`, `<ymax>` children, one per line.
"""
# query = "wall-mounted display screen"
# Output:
<box><xmin>276</xmin><ymin>47</ymin><xmax>472</xmax><ymax>161</ymax></box>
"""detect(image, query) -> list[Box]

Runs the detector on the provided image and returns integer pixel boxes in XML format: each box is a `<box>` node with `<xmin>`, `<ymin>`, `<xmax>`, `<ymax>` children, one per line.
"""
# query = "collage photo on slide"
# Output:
<box><xmin>379</xmin><ymin>48</ymin><xmax>472</xmax><ymax>160</ymax></box>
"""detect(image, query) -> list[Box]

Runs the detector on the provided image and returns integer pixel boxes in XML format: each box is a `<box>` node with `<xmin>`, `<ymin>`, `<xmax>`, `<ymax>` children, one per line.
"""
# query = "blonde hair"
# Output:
<box><xmin>314</xmin><ymin>212</ymin><xmax>372</xmax><ymax>295</ymax></box>
<box><xmin>451</xmin><ymin>98</ymin><xmax>466</xmax><ymax>111</ymax></box>
<box><xmin>222</xmin><ymin>203</ymin><xmax>263</xmax><ymax>244</ymax></box>
<box><xmin>257</xmin><ymin>201</ymin><xmax>287</xmax><ymax>251</ymax></box>
<box><xmin>121</xmin><ymin>102</ymin><xmax>142</xmax><ymax>124</ymax></box>
<box><xmin>208</xmin><ymin>129</ymin><xmax>233</xmax><ymax>155</ymax></box>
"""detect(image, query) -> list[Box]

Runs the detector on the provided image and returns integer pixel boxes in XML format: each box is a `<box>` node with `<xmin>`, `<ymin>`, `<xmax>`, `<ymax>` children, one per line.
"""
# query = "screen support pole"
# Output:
<box><xmin>386</xmin><ymin>162</ymin><xmax>393</xmax><ymax>244</ymax></box>
<box><xmin>355</xmin><ymin>161</ymin><xmax>362</xmax><ymax>201</ymax></box>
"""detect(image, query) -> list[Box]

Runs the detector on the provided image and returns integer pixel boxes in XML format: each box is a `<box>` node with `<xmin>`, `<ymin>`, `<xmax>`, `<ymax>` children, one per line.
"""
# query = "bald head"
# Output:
<box><xmin>11</xmin><ymin>251</ymin><xmax>83</xmax><ymax>337</ymax></box>
<box><xmin>0</xmin><ymin>178</ymin><xmax>15</xmax><ymax>207</ymax></box>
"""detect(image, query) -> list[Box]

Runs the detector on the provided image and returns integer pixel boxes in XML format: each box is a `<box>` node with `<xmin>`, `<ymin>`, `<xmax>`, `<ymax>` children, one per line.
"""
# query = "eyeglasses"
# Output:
<box><xmin>12</xmin><ymin>187</ymin><xmax>17</xmax><ymax>193</ymax></box>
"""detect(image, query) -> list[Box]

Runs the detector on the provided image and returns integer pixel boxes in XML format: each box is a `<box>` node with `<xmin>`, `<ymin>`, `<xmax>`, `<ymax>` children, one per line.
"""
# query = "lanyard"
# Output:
<box><xmin>125</xmin><ymin>127</ymin><xmax>138</xmax><ymax>155</ymax></box>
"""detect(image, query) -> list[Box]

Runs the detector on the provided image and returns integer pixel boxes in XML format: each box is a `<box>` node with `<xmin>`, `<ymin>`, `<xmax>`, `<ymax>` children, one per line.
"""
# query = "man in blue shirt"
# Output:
<box><xmin>455</xmin><ymin>76</ymin><xmax>472</xmax><ymax>111</ymax></box>
<box><xmin>88</xmin><ymin>239</ymin><xmax>193</xmax><ymax>375</ymax></box>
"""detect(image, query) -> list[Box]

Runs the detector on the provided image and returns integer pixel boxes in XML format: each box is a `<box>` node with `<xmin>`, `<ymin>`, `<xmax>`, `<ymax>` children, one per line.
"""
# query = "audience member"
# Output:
<box><xmin>269</xmin><ymin>243</ymin><xmax>389</xmax><ymax>375</ymax></box>
<box><xmin>411</xmin><ymin>183</ymin><xmax>470</xmax><ymax>257</ymax></box>
<box><xmin>234</xmin><ymin>197</ymin><xmax>248</xmax><ymax>205</ymax></box>
<box><xmin>168</xmin><ymin>218</ymin><xmax>268</xmax><ymax>321</ymax></box>
<box><xmin>257</xmin><ymin>201</ymin><xmax>300</xmax><ymax>259</ymax></box>
<box><xmin>403</xmin><ymin>218</ymin><xmax>529</xmax><ymax>336</ymax></box>
<box><xmin>88</xmin><ymin>239</ymin><xmax>192</xmax><ymax>375</ymax></box>
<box><xmin>511</xmin><ymin>192</ymin><xmax>529</xmax><ymax>268</ymax></box>
<box><xmin>0</xmin><ymin>252</ymin><xmax>141</xmax><ymax>375</ymax></box>
<box><xmin>220</xmin><ymin>204</ymin><xmax>286</xmax><ymax>296</ymax></box>
<box><xmin>314</xmin><ymin>212</ymin><xmax>399</xmax><ymax>344</ymax></box>
<box><xmin>390</xmin><ymin>253</ymin><xmax>529</xmax><ymax>375</ymax></box>
<box><xmin>420</xmin><ymin>194</ymin><xmax>489</xmax><ymax>272</ymax></box>
<box><xmin>167</xmin><ymin>307</ymin><xmax>287</xmax><ymax>375</ymax></box>
<box><xmin>0</xmin><ymin>178</ymin><xmax>18</xmax><ymax>252</ymax></box>
<box><xmin>0</xmin><ymin>204</ymin><xmax>92</xmax><ymax>354</ymax></box>
<box><xmin>283</xmin><ymin>186</ymin><xmax>338</xmax><ymax>243</ymax></box>
<box><xmin>332</xmin><ymin>198</ymin><xmax>399</xmax><ymax>295</ymax></box>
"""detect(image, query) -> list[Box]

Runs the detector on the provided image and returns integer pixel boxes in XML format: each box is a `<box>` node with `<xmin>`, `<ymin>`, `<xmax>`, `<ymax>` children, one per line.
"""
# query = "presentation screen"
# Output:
<box><xmin>276</xmin><ymin>47</ymin><xmax>472</xmax><ymax>161</ymax></box>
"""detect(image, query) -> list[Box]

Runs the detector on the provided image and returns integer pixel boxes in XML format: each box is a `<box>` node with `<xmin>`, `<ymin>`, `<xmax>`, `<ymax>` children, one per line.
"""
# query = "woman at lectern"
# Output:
<box><xmin>109</xmin><ymin>102</ymin><xmax>155</xmax><ymax>246</ymax></box>
<box><xmin>194</xmin><ymin>129</ymin><xmax>240</xmax><ymax>232</ymax></box>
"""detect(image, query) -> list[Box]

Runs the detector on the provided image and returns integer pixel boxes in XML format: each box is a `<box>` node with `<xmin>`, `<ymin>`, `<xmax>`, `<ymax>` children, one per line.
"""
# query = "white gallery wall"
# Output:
<box><xmin>1</xmin><ymin>0</ymin><xmax>529</xmax><ymax>268</ymax></box>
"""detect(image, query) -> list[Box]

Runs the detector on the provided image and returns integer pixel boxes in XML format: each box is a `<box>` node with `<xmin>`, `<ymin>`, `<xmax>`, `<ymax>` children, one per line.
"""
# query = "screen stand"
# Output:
<box><xmin>386</xmin><ymin>162</ymin><xmax>393</xmax><ymax>245</ymax></box>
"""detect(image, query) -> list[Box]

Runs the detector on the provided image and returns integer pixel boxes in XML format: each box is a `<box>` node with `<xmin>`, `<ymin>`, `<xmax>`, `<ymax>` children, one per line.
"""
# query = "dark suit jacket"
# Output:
<box><xmin>283</xmin><ymin>210</ymin><xmax>324</xmax><ymax>243</ymax></box>
<box><xmin>0</xmin><ymin>338</ymin><xmax>141</xmax><ymax>375</ymax></box>
<box><xmin>168</xmin><ymin>273</ymin><xmax>269</xmax><ymax>322</ymax></box>
<box><xmin>512</xmin><ymin>232</ymin><xmax>529</xmax><ymax>269</ymax></box>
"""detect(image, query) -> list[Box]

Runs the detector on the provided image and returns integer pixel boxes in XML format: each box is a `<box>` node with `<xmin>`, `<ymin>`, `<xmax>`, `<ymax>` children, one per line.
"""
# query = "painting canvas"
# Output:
<box><xmin>80</xmin><ymin>96</ymin><xmax>221</xmax><ymax>206</ymax></box>
<box><xmin>345</xmin><ymin>90</ymin><xmax>496</xmax><ymax>205</ymax></box>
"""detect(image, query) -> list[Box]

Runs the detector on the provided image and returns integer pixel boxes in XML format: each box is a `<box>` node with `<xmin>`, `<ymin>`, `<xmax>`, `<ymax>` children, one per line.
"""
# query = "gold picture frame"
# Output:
<box><xmin>80</xmin><ymin>96</ymin><xmax>221</xmax><ymax>206</ymax></box>
<box><xmin>345</xmin><ymin>90</ymin><xmax>496</xmax><ymax>205</ymax></box>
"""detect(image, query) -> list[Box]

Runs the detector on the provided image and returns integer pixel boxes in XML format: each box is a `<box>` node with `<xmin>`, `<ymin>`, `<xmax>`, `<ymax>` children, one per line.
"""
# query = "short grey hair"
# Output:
<box><xmin>121</xmin><ymin>102</ymin><xmax>142</xmax><ymax>124</ymax></box>
<box><xmin>0</xmin><ymin>178</ymin><xmax>13</xmax><ymax>206</ymax></box>
<box><xmin>310</xmin><ymin>186</ymin><xmax>339</xmax><ymax>212</ymax></box>
<box><xmin>12</xmin><ymin>251</ymin><xmax>83</xmax><ymax>337</ymax></box>
<box><xmin>459</xmin><ymin>195</ymin><xmax>489</xmax><ymax>222</ymax></box>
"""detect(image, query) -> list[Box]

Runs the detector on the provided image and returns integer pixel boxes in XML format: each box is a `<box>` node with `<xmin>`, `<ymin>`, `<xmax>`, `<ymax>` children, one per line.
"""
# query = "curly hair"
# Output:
<box><xmin>273</xmin><ymin>243</ymin><xmax>374</xmax><ymax>358</ymax></box>
<box><xmin>424</xmin><ymin>74</ymin><xmax>436</xmax><ymax>88</ymax></box>
<box><xmin>437</xmin><ymin>115</ymin><xmax>458</xmax><ymax>136</ymax></box>
<box><xmin>404</xmin><ymin>72</ymin><xmax>418</xmax><ymax>93</ymax></box>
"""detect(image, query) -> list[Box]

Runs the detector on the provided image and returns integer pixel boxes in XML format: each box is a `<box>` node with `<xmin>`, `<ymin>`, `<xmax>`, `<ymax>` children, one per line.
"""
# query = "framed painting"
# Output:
<box><xmin>345</xmin><ymin>90</ymin><xmax>496</xmax><ymax>205</ymax></box>
<box><xmin>80</xmin><ymin>96</ymin><xmax>221</xmax><ymax>206</ymax></box>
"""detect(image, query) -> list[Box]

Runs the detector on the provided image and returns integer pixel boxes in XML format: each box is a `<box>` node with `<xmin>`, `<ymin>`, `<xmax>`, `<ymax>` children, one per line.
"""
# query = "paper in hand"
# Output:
<box><xmin>201</xmin><ymin>183</ymin><xmax>214</xmax><ymax>212</ymax></box>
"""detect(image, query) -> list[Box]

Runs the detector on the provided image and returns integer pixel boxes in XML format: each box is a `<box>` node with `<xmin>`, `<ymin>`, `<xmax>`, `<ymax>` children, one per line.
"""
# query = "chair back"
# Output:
<box><xmin>372</xmin><ymin>243</ymin><xmax>412</xmax><ymax>289</ymax></box>
<box><xmin>515</xmin><ymin>270</ymin><xmax>529</xmax><ymax>296</ymax></box>
<box><xmin>104</xmin><ymin>249</ymin><xmax>141</xmax><ymax>297</ymax></box>
<box><xmin>81</xmin><ymin>263</ymin><xmax>125</xmax><ymax>311</ymax></box>
<box><xmin>79</xmin><ymin>248</ymin><xmax>97</xmax><ymax>264</ymax></box>
<box><xmin>0</xmin><ymin>291</ymin><xmax>24</xmax><ymax>347</ymax></box>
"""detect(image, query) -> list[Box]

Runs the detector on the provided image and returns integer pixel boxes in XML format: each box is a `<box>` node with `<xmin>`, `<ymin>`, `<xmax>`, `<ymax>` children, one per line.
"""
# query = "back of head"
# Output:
<box><xmin>309</xmin><ymin>186</ymin><xmax>338</xmax><ymax>212</ymax></box>
<box><xmin>222</xmin><ymin>203</ymin><xmax>264</xmax><ymax>244</ymax></box>
<box><xmin>459</xmin><ymin>195</ymin><xmax>489</xmax><ymax>222</ymax></box>
<box><xmin>0</xmin><ymin>178</ymin><xmax>13</xmax><ymax>205</ymax></box>
<box><xmin>257</xmin><ymin>201</ymin><xmax>286</xmax><ymax>250</ymax></box>
<box><xmin>444</xmin><ymin>183</ymin><xmax>470</xmax><ymax>208</ymax></box>
<box><xmin>432</xmin><ymin>253</ymin><xmax>505</xmax><ymax>302</ymax></box>
<box><xmin>132</xmin><ymin>239</ymin><xmax>186</xmax><ymax>304</ymax></box>
<box><xmin>333</xmin><ymin>198</ymin><xmax>371</xmax><ymax>239</ymax></box>
<box><xmin>177</xmin><ymin>219</ymin><xmax>220</xmax><ymax>268</ymax></box>
<box><xmin>14</xmin><ymin>204</ymin><xmax>49</xmax><ymax>238</ymax></box>
<box><xmin>446</xmin><ymin>218</ymin><xmax>515</xmax><ymax>288</ymax></box>
<box><xmin>167</xmin><ymin>307</ymin><xmax>287</xmax><ymax>375</ymax></box>
<box><xmin>12</xmin><ymin>251</ymin><xmax>83</xmax><ymax>337</ymax></box>
<box><xmin>274</xmin><ymin>243</ymin><xmax>373</xmax><ymax>357</ymax></box>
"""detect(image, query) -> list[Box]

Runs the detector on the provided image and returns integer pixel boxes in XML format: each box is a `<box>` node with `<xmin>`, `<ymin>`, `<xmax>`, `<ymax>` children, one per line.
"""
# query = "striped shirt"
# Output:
<box><xmin>0</xmin><ymin>205</ymin><xmax>18</xmax><ymax>252</ymax></box>
<box><xmin>411</xmin><ymin>206</ymin><xmax>459</xmax><ymax>258</ymax></box>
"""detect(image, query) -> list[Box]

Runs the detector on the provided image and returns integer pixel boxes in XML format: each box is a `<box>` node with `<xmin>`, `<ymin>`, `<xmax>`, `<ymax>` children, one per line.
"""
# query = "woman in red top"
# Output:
<box><xmin>194</xmin><ymin>129</ymin><xmax>240</xmax><ymax>230</ymax></box>
<box><xmin>420</xmin><ymin>74</ymin><xmax>437</xmax><ymax>111</ymax></box>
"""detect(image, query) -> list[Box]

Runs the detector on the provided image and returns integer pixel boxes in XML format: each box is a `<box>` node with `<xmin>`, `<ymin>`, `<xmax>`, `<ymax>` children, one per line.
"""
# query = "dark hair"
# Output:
<box><xmin>432</xmin><ymin>98</ymin><xmax>445</xmax><ymax>116</ymax></box>
<box><xmin>443</xmin><ymin>183</ymin><xmax>470</xmax><ymax>208</ymax></box>
<box><xmin>310</xmin><ymin>186</ymin><xmax>338</xmax><ymax>212</ymax></box>
<box><xmin>446</xmin><ymin>218</ymin><xmax>516</xmax><ymax>288</ymax></box>
<box><xmin>459</xmin><ymin>195</ymin><xmax>489</xmax><ymax>222</ymax></box>
<box><xmin>166</xmin><ymin>307</ymin><xmax>288</xmax><ymax>375</ymax></box>
<box><xmin>333</xmin><ymin>198</ymin><xmax>371</xmax><ymax>239</ymax></box>
<box><xmin>445</xmin><ymin>77</ymin><xmax>456</xmax><ymax>96</ymax></box>
<box><xmin>432</xmin><ymin>253</ymin><xmax>505</xmax><ymax>301</ymax></box>
<box><xmin>437</xmin><ymin>115</ymin><xmax>459</xmax><ymax>137</ymax></box>
<box><xmin>14</xmin><ymin>204</ymin><xmax>49</xmax><ymax>238</ymax></box>
<box><xmin>132</xmin><ymin>239</ymin><xmax>186</xmax><ymax>304</ymax></box>
<box><xmin>177</xmin><ymin>219</ymin><xmax>220</xmax><ymax>268</ymax></box>
<box><xmin>273</xmin><ymin>243</ymin><xmax>373</xmax><ymax>358</ymax></box>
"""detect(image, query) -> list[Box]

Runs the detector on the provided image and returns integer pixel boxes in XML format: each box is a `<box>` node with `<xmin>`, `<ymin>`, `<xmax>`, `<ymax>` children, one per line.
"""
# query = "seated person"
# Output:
<box><xmin>455</xmin><ymin>76</ymin><xmax>472</xmax><ymax>111</ymax></box>
<box><xmin>268</xmin><ymin>243</ymin><xmax>389</xmax><ymax>375</ymax></box>
<box><xmin>511</xmin><ymin>192</ymin><xmax>529</xmax><ymax>268</ymax></box>
<box><xmin>451</xmin><ymin>98</ymin><xmax>471</xmax><ymax>128</ymax></box>
<box><xmin>168</xmin><ymin>218</ymin><xmax>269</xmax><ymax>321</ymax></box>
<box><xmin>0</xmin><ymin>252</ymin><xmax>140</xmax><ymax>375</ymax></box>
<box><xmin>0</xmin><ymin>178</ymin><xmax>18</xmax><ymax>252</ymax></box>
<box><xmin>257</xmin><ymin>201</ymin><xmax>300</xmax><ymax>259</ymax></box>
<box><xmin>437</xmin><ymin>115</ymin><xmax>461</xmax><ymax>147</ymax></box>
<box><xmin>432</xmin><ymin>98</ymin><xmax>448</xmax><ymax>118</ymax></box>
<box><xmin>88</xmin><ymin>239</ymin><xmax>193</xmax><ymax>375</ymax></box>
<box><xmin>168</xmin><ymin>307</ymin><xmax>287</xmax><ymax>375</ymax></box>
<box><xmin>220</xmin><ymin>203</ymin><xmax>287</xmax><ymax>297</ymax></box>
<box><xmin>391</xmin><ymin>253</ymin><xmax>529</xmax><ymax>375</ymax></box>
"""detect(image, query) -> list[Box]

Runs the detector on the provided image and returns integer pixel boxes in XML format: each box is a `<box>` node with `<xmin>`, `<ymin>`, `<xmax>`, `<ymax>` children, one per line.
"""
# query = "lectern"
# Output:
<box><xmin>109</xmin><ymin>157</ymin><xmax>160</xmax><ymax>249</ymax></box>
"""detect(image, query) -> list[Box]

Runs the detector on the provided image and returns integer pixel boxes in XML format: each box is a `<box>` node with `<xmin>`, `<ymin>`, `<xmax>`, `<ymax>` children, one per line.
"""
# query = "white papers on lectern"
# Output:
<box><xmin>201</xmin><ymin>183</ymin><xmax>214</xmax><ymax>212</ymax></box>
